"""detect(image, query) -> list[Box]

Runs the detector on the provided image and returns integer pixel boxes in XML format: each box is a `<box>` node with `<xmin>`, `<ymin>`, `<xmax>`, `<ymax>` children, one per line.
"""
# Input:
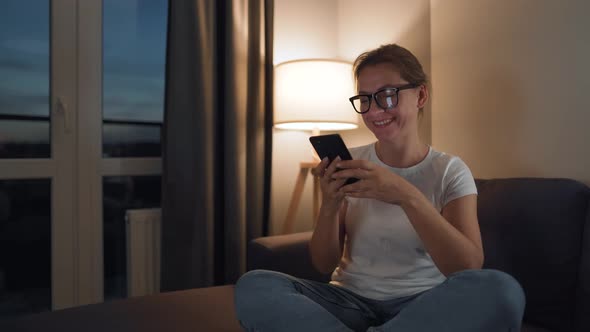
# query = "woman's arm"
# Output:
<box><xmin>309</xmin><ymin>157</ymin><xmax>348</xmax><ymax>274</ymax></box>
<box><xmin>400</xmin><ymin>192</ymin><xmax>483</xmax><ymax>276</ymax></box>
<box><xmin>309</xmin><ymin>200</ymin><xmax>347</xmax><ymax>274</ymax></box>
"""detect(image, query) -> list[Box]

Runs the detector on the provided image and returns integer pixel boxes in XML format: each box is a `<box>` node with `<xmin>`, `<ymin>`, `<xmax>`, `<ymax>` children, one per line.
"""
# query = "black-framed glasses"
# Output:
<box><xmin>349</xmin><ymin>83</ymin><xmax>419</xmax><ymax>114</ymax></box>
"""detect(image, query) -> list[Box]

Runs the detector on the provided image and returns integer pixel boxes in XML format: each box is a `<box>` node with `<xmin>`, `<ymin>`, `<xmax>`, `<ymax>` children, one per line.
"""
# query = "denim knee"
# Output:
<box><xmin>235</xmin><ymin>270</ymin><xmax>290</xmax><ymax>314</ymax></box>
<box><xmin>236</xmin><ymin>269</ymin><xmax>270</xmax><ymax>291</ymax></box>
<box><xmin>454</xmin><ymin>269</ymin><xmax>526</xmax><ymax>324</ymax></box>
<box><xmin>236</xmin><ymin>270</ymin><xmax>275</xmax><ymax>301</ymax></box>
<box><xmin>236</xmin><ymin>269</ymin><xmax>289</xmax><ymax>292</ymax></box>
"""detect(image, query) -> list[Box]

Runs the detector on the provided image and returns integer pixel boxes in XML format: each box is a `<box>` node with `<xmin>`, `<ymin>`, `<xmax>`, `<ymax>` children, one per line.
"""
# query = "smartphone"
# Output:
<box><xmin>309</xmin><ymin>134</ymin><xmax>359</xmax><ymax>185</ymax></box>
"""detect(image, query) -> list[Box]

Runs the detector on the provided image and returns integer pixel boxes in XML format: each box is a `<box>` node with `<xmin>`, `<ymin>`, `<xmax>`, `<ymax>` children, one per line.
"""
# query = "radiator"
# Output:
<box><xmin>125</xmin><ymin>208</ymin><xmax>161</xmax><ymax>297</ymax></box>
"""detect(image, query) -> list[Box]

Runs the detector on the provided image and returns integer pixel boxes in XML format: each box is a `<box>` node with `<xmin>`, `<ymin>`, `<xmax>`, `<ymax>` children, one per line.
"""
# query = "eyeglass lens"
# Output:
<box><xmin>352</xmin><ymin>89</ymin><xmax>398</xmax><ymax>113</ymax></box>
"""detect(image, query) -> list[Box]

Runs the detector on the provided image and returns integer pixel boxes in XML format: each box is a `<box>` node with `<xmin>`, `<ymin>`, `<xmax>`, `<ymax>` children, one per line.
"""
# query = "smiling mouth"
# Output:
<box><xmin>373</xmin><ymin>118</ymin><xmax>395</xmax><ymax>127</ymax></box>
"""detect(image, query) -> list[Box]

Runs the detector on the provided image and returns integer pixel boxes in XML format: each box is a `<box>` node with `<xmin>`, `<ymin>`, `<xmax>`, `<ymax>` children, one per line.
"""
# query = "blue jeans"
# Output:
<box><xmin>234</xmin><ymin>269</ymin><xmax>525</xmax><ymax>332</ymax></box>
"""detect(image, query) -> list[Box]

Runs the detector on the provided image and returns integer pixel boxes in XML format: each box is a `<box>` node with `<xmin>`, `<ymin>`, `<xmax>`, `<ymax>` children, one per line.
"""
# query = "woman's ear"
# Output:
<box><xmin>416</xmin><ymin>85</ymin><xmax>429</xmax><ymax>109</ymax></box>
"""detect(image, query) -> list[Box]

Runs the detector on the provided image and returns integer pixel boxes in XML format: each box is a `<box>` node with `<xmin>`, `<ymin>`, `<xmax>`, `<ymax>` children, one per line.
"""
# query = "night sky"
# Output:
<box><xmin>0</xmin><ymin>0</ymin><xmax>167</xmax><ymax>143</ymax></box>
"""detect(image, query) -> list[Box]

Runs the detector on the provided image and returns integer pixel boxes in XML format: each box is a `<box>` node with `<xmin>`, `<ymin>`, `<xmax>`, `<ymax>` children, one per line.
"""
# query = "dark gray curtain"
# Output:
<box><xmin>160</xmin><ymin>0</ymin><xmax>273</xmax><ymax>291</ymax></box>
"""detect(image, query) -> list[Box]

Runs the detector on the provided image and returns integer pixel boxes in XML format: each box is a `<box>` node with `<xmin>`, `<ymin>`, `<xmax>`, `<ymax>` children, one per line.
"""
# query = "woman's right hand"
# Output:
<box><xmin>310</xmin><ymin>157</ymin><xmax>348</xmax><ymax>273</ymax></box>
<box><xmin>313</xmin><ymin>156</ymin><xmax>347</xmax><ymax>212</ymax></box>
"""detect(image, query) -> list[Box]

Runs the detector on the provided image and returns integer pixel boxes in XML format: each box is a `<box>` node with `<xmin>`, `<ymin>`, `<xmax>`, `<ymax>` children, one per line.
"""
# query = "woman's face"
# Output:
<box><xmin>356</xmin><ymin>63</ymin><xmax>424</xmax><ymax>143</ymax></box>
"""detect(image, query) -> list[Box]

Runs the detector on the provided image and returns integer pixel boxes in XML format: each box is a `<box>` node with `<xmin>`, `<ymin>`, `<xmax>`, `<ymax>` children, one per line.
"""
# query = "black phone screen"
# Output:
<box><xmin>309</xmin><ymin>134</ymin><xmax>359</xmax><ymax>185</ymax></box>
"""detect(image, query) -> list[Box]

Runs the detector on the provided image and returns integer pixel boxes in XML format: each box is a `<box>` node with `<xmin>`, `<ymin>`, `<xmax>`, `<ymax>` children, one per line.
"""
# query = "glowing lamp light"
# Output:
<box><xmin>274</xmin><ymin>59</ymin><xmax>358</xmax><ymax>133</ymax></box>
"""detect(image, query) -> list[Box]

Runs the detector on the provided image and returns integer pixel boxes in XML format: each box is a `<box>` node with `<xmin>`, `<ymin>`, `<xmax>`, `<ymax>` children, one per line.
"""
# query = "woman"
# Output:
<box><xmin>234</xmin><ymin>44</ymin><xmax>525</xmax><ymax>332</ymax></box>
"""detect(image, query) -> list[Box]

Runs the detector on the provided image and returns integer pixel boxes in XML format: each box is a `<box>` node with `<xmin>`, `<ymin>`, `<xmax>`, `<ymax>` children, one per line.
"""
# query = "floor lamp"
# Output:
<box><xmin>274</xmin><ymin>59</ymin><xmax>358</xmax><ymax>234</ymax></box>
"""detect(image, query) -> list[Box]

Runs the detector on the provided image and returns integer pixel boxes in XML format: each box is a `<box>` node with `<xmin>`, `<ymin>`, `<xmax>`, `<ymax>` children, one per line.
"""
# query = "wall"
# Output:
<box><xmin>431</xmin><ymin>0</ymin><xmax>590</xmax><ymax>184</ymax></box>
<box><xmin>271</xmin><ymin>0</ymin><xmax>431</xmax><ymax>234</ymax></box>
<box><xmin>273</xmin><ymin>0</ymin><xmax>339</xmax><ymax>65</ymax></box>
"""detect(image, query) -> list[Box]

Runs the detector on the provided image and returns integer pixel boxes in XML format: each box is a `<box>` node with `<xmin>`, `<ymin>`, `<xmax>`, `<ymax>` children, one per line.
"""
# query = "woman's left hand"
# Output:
<box><xmin>331</xmin><ymin>159</ymin><xmax>416</xmax><ymax>205</ymax></box>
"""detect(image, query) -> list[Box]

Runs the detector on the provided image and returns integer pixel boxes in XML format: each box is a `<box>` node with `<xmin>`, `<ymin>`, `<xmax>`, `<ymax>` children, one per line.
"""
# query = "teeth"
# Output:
<box><xmin>374</xmin><ymin>118</ymin><xmax>393</xmax><ymax>126</ymax></box>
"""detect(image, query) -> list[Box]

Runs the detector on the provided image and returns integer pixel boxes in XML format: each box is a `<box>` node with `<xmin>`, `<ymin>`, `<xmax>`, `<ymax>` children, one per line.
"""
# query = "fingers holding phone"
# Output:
<box><xmin>314</xmin><ymin>156</ymin><xmax>347</xmax><ymax>209</ymax></box>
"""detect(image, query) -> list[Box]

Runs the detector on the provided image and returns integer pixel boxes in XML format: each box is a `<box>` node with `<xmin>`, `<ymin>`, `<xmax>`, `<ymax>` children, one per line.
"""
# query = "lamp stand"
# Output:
<box><xmin>282</xmin><ymin>127</ymin><xmax>323</xmax><ymax>234</ymax></box>
<box><xmin>282</xmin><ymin>161</ymin><xmax>321</xmax><ymax>234</ymax></box>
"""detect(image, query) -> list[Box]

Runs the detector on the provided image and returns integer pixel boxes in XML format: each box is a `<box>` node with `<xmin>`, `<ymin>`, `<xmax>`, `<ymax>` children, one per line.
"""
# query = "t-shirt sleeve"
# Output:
<box><xmin>442</xmin><ymin>157</ymin><xmax>478</xmax><ymax>207</ymax></box>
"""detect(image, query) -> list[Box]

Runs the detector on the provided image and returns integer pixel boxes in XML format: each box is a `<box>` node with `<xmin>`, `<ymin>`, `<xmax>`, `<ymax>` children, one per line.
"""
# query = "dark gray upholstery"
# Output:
<box><xmin>248</xmin><ymin>178</ymin><xmax>590</xmax><ymax>332</ymax></box>
<box><xmin>247</xmin><ymin>231</ymin><xmax>331</xmax><ymax>283</ymax></box>
<box><xmin>475</xmin><ymin>178</ymin><xmax>590</xmax><ymax>331</ymax></box>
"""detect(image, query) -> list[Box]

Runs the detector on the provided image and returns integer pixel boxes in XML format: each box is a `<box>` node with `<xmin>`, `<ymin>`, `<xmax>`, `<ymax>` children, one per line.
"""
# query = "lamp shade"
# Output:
<box><xmin>274</xmin><ymin>59</ymin><xmax>358</xmax><ymax>131</ymax></box>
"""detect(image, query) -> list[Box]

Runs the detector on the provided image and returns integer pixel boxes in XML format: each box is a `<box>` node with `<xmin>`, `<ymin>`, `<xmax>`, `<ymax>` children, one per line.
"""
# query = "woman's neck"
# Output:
<box><xmin>375</xmin><ymin>137</ymin><xmax>429</xmax><ymax>168</ymax></box>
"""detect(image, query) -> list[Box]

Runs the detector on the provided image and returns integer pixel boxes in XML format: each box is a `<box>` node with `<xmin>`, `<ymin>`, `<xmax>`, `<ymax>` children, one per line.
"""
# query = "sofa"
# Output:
<box><xmin>248</xmin><ymin>178</ymin><xmax>590</xmax><ymax>332</ymax></box>
<box><xmin>0</xmin><ymin>178</ymin><xmax>588</xmax><ymax>332</ymax></box>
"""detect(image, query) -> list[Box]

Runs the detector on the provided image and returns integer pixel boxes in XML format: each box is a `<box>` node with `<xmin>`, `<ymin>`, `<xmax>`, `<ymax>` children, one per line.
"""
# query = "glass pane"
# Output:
<box><xmin>0</xmin><ymin>0</ymin><xmax>50</xmax><ymax>159</ymax></box>
<box><xmin>103</xmin><ymin>175</ymin><xmax>161</xmax><ymax>300</ymax></box>
<box><xmin>0</xmin><ymin>179</ymin><xmax>51</xmax><ymax>318</ymax></box>
<box><xmin>102</xmin><ymin>0</ymin><xmax>168</xmax><ymax>158</ymax></box>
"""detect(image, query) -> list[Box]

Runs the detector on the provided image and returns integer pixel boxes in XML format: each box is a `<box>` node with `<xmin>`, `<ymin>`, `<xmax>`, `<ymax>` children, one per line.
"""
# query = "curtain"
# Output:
<box><xmin>160</xmin><ymin>0</ymin><xmax>273</xmax><ymax>291</ymax></box>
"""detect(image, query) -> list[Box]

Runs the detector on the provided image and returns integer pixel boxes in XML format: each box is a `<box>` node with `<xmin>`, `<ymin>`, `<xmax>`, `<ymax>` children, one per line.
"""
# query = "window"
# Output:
<box><xmin>102</xmin><ymin>0</ymin><xmax>166</xmax><ymax>158</ymax></box>
<box><xmin>0</xmin><ymin>0</ymin><xmax>50</xmax><ymax>159</ymax></box>
<box><xmin>0</xmin><ymin>0</ymin><xmax>167</xmax><ymax>315</ymax></box>
<box><xmin>102</xmin><ymin>0</ymin><xmax>167</xmax><ymax>301</ymax></box>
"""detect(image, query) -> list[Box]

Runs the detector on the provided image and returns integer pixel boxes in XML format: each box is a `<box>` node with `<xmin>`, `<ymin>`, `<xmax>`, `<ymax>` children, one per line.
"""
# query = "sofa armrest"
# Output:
<box><xmin>247</xmin><ymin>231</ymin><xmax>330</xmax><ymax>282</ymax></box>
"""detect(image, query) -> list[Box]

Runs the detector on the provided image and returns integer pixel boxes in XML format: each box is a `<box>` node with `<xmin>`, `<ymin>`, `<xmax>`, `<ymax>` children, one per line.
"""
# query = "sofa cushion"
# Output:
<box><xmin>476</xmin><ymin>178</ymin><xmax>590</xmax><ymax>332</ymax></box>
<box><xmin>576</xmin><ymin>201</ymin><xmax>590</xmax><ymax>332</ymax></box>
<box><xmin>0</xmin><ymin>285</ymin><xmax>242</xmax><ymax>332</ymax></box>
<box><xmin>248</xmin><ymin>231</ymin><xmax>330</xmax><ymax>282</ymax></box>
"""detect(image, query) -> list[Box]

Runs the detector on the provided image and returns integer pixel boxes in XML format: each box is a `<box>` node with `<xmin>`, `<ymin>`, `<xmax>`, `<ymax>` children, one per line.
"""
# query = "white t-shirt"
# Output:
<box><xmin>329</xmin><ymin>142</ymin><xmax>478</xmax><ymax>300</ymax></box>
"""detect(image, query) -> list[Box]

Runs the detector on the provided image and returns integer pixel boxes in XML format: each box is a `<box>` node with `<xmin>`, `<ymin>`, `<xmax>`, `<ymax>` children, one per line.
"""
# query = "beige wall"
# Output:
<box><xmin>271</xmin><ymin>0</ymin><xmax>431</xmax><ymax>234</ymax></box>
<box><xmin>273</xmin><ymin>0</ymin><xmax>339</xmax><ymax>65</ymax></box>
<box><xmin>431</xmin><ymin>0</ymin><xmax>590</xmax><ymax>184</ymax></box>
